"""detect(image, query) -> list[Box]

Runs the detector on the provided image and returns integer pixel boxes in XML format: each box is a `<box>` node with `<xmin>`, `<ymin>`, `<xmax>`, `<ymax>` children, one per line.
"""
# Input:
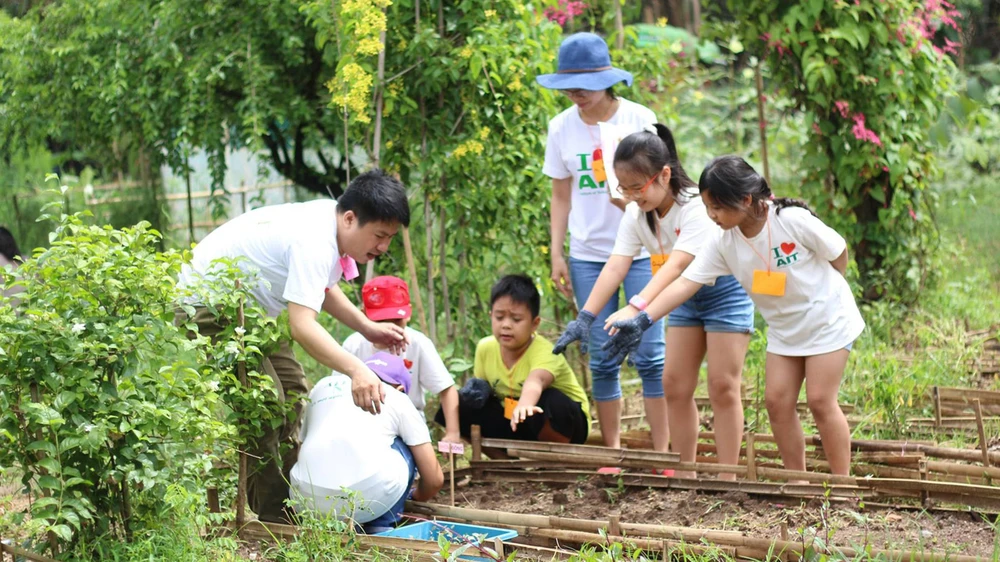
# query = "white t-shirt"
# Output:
<box><xmin>289</xmin><ymin>375</ymin><xmax>431</xmax><ymax>523</ymax></box>
<box><xmin>611</xmin><ymin>188</ymin><xmax>715</xmax><ymax>260</ymax></box>
<box><xmin>543</xmin><ymin>98</ymin><xmax>656</xmax><ymax>262</ymax></box>
<box><xmin>177</xmin><ymin>200</ymin><xmax>344</xmax><ymax>316</ymax></box>
<box><xmin>682</xmin><ymin>204</ymin><xmax>865</xmax><ymax>356</ymax></box>
<box><xmin>341</xmin><ymin>327</ymin><xmax>455</xmax><ymax>418</ymax></box>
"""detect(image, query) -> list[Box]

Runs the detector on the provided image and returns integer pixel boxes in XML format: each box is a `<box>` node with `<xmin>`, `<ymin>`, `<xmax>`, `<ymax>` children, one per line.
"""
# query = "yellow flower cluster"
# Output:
<box><xmin>513</xmin><ymin>104</ymin><xmax>523</xmax><ymax>115</ymax></box>
<box><xmin>328</xmin><ymin>62</ymin><xmax>373</xmax><ymax>123</ymax></box>
<box><xmin>479</xmin><ymin>127</ymin><xmax>490</xmax><ymax>140</ymax></box>
<box><xmin>485</xmin><ymin>9</ymin><xmax>497</xmax><ymax>18</ymax></box>
<box><xmin>459</xmin><ymin>46</ymin><xmax>474</xmax><ymax>59</ymax></box>
<box><xmin>508</xmin><ymin>77</ymin><xmax>523</xmax><ymax>91</ymax></box>
<box><xmin>452</xmin><ymin>139</ymin><xmax>485</xmax><ymax>158</ymax></box>
<box><xmin>356</xmin><ymin>37</ymin><xmax>384</xmax><ymax>56</ymax></box>
<box><xmin>656</xmin><ymin>17</ymin><xmax>668</xmax><ymax>27</ymax></box>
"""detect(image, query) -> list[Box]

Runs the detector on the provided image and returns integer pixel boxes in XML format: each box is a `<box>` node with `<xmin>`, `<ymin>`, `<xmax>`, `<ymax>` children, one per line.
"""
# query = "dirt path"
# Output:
<box><xmin>457</xmin><ymin>478</ymin><xmax>999</xmax><ymax>558</ymax></box>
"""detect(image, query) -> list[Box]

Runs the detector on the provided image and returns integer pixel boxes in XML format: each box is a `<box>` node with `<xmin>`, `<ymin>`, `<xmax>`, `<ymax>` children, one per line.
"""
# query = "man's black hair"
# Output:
<box><xmin>0</xmin><ymin>227</ymin><xmax>22</xmax><ymax>262</ymax></box>
<box><xmin>337</xmin><ymin>168</ymin><xmax>411</xmax><ymax>227</ymax></box>
<box><xmin>490</xmin><ymin>274</ymin><xmax>540</xmax><ymax>318</ymax></box>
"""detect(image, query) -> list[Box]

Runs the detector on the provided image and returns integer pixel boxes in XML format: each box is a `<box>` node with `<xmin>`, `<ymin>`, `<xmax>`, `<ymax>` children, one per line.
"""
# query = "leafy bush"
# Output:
<box><xmin>0</xmin><ymin>183</ymin><xmax>280</xmax><ymax>553</ymax></box>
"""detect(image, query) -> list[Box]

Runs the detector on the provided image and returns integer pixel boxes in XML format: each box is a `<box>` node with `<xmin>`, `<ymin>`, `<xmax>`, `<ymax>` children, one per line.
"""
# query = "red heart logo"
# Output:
<box><xmin>403</xmin><ymin>359</ymin><xmax>413</xmax><ymax>369</ymax></box>
<box><xmin>780</xmin><ymin>242</ymin><xmax>796</xmax><ymax>255</ymax></box>
<box><xmin>674</xmin><ymin>228</ymin><xmax>681</xmax><ymax>236</ymax></box>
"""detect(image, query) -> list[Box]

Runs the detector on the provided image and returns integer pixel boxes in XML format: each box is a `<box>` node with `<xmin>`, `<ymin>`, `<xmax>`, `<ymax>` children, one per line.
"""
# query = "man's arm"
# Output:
<box><xmin>409</xmin><ymin>442</ymin><xmax>444</xmax><ymax>501</ymax></box>
<box><xmin>288</xmin><ymin>302</ymin><xmax>385</xmax><ymax>414</ymax></box>
<box><xmin>321</xmin><ymin>285</ymin><xmax>407</xmax><ymax>353</ymax></box>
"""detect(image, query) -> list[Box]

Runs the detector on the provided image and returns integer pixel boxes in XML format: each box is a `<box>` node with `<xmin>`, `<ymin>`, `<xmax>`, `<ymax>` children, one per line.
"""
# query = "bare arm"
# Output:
<box><xmin>580</xmin><ymin>254</ymin><xmax>633</xmax><ymax>314</ymax></box>
<box><xmin>604</xmin><ymin>251</ymin><xmax>696</xmax><ymax>327</ymax></box>
<box><xmin>607</xmin><ymin>276</ymin><xmax>703</xmax><ymax>332</ymax></box>
<box><xmin>830</xmin><ymin>248</ymin><xmax>848</xmax><ymax>276</ymax></box>
<box><xmin>288</xmin><ymin>302</ymin><xmax>385</xmax><ymax>414</ymax></box>
<box><xmin>321</xmin><ymin>285</ymin><xmax>407</xmax><ymax>353</ymax></box>
<box><xmin>438</xmin><ymin>386</ymin><xmax>461</xmax><ymax>443</ymax></box>
<box><xmin>511</xmin><ymin>369</ymin><xmax>555</xmax><ymax>431</ymax></box>
<box><xmin>409</xmin><ymin>442</ymin><xmax>444</xmax><ymax>501</ymax></box>
<box><xmin>550</xmin><ymin>177</ymin><xmax>574</xmax><ymax>299</ymax></box>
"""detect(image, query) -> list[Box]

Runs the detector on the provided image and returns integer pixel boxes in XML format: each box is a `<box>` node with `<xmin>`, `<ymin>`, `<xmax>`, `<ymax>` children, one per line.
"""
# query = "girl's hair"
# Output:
<box><xmin>0</xmin><ymin>226</ymin><xmax>22</xmax><ymax>262</ymax></box>
<box><xmin>698</xmin><ymin>155</ymin><xmax>816</xmax><ymax>217</ymax></box>
<box><xmin>614</xmin><ymin>123</ymin><xmax>698</xmax><ymax>235</ymax></box>
<box><xmin>605</xmin><ymin>85</ymin><xmax>617</xmax><ymax>100</ymax></box>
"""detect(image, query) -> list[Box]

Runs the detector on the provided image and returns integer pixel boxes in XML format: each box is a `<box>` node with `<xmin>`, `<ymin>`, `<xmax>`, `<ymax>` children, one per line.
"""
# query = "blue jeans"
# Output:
<box><xmin>362</xmin><ymin>437</ymin><xmax>416</xmax><ymax>534</ymax></box>
<box><xmin>569</xmin><ymin>257</ymin><xmax>666</xmax><ymax>401</ymax></box>
<box><xmin>668</xmin><ymin>275</ymin><xmax>754</xmax><ymax>333</ymax></box>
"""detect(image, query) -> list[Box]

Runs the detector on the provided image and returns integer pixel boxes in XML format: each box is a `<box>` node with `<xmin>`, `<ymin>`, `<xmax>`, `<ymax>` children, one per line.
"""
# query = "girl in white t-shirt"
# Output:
<box><xmin>603</xmin><ymin>156</ymin><xmax>864</xmax><ymax>475</ymax></box>
<box><xmin>554</xmin><ymin>126</ymin><xmax>754</xmax><ymax>478</ymax></box>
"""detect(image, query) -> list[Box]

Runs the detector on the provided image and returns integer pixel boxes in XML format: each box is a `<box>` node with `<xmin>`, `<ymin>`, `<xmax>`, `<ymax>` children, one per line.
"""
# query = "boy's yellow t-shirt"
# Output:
<box><xmin>474</xmin><ymin>335</ymin><xmax>591</xmax><ymax>425</ymax></box>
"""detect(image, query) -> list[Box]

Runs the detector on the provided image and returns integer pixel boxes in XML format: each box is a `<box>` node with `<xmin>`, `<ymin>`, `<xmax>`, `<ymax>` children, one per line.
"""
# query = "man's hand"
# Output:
<box><xmin>364</xmin><ymin>320</ymin><xmax>408</xmax><ymax>354</ymax></box>
<box><xmin>551</xmin><ymin>257</ymin><xmax>574</xmax><ymax>300</ymax></box>
<box><xmin>351</xmin><ymin>367</ymin><xmax>386</xmax><ymax>414</ymax></box>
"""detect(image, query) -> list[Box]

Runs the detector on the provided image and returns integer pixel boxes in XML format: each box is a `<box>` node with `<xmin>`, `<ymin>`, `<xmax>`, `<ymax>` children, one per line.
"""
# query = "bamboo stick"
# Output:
<box><xmin>974</xmin><ymin>399</ymin><xmax>990</xmax><ymax>468</ymax></box>
<box><xmin>400</xmin><ymin>227</ymin><xmax>429</xmax><ymax>334</ymax></box>
<box><xmin>481</xmin><ymin>437</ymin><xmax>680</xmax><ymax>463</ymax></box>
<box><xmin>0</xmin><ymin>542</ymin><xmax>61</xmax><ymax>562</ymax></box>
<box><xmin>407</xmin><ymin>502</ymin><xmax>990</xmax><ymax>562</ymax></box>
<box><xmin>235</xmin><ymin>284</ymin><xmax>248</xmax><ymax>529</ymax></box>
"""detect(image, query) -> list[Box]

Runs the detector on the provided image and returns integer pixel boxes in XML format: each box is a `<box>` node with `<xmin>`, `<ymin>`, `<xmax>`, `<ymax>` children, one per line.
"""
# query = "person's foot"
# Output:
<box><xmin>651</xmin><ymin>468</ymin><xmax>675</xmax><ymax>477</ymax></box>
<box><xmin>597</xmin><ymin>466</ymin><xmax>622</xmax><ymax>475</ymax></box>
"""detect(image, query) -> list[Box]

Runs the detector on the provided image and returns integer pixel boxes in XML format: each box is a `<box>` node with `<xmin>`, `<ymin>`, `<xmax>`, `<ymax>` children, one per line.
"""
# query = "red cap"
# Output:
<box><xmin>362</xmin><ymin>276</ymin><xmax>412</xmax><ymax>322</ymax></box>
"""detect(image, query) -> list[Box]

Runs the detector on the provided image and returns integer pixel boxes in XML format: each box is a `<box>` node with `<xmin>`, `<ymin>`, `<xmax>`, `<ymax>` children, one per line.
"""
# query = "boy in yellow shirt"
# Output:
<box><xmin>437</xmin><ymin>274</ymin><xmax>590</xmax><ymax>443</ymax></box>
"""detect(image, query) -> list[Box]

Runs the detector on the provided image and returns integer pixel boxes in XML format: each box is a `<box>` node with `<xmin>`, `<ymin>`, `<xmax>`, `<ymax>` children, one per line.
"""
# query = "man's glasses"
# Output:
<box><xmin>616</xmin><ymin>172</ymin><xmax>660</xmax><ymax>199</ymax></box>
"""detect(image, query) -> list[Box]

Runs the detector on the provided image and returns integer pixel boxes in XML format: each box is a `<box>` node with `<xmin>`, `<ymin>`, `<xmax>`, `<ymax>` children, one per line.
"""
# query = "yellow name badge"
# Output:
<box><xmin>650</xmin><ymin>254</ymin><xmax>669</xmax><ymax>275</ymax></box>
<box><xmin>592</xmin><ymin>158</ymin><xmax>607</xmax><ymax>183</ymax></box>
<box><xmin>751</xmin><ymin>270</ymin><xmax>787</xmax><ymax>296</ymax></box>
<box><xmin>503</xmin><ymin>397</ymin><xmax>518</xmax><ymax>420</ymax></box>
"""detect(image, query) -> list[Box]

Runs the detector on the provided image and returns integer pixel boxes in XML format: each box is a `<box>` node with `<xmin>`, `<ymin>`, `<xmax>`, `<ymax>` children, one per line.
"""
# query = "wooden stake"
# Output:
<box><xmin>934</xmin><ymin>385</ymin><xmax>943</xmax><ymax>427</ymax></box>
<box><xmin>235</xmin><ymin>282</ymin><xmax>248</xmax><ymax>529</ymax></box>
<box><xmin>608</xmin><ymin>514</ymin><xmax>621</xmax><ymax>537</ymax></box>
<box><xmin>400</xmin><ymin>227</ymin><xmax>429</xmax><ymax>334</ymax></box>
<box><xmin>207</xmin><ymin>487</ymin><xmax>221</xmax><ymax>514</ymax></box>
<box><xmin>746</xmin><ymin>432</ymin><xmax>758</xmax><ymax>481</ymax></box>
<box><xmin>974</xmin><ymin>399</ymin><xmax>991</xmax><ymax>468</ymax></box>
<box><xmin>471</xmin><ymin>425</ymin><xmax>482</xmax><ymax>462</ymax></box>
<box><xmin>449</xmin><ymin>449</ymin><xmax>455</xmax><ymax>507</ymax></box>
<box><xmin>754</xmin><ymin>63</ymin><xmax>771</xmax><ymax>187</ymax></box>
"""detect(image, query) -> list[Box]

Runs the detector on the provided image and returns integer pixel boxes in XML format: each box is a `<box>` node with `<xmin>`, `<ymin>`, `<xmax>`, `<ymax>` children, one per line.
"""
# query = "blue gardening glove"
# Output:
<box><xmin>458</xmin><ymin>377</ymin><xmax>493</xmax><ymax>410</ymax></box>
<box><xmin>552</xmin><ymin>310</ymin><xmax>597</xmax><ymax>355</ymax></box>
<box><xmin>602</xmin><ymin>311</ymin><xmax>653</xmax><ymax>365</ymax></box>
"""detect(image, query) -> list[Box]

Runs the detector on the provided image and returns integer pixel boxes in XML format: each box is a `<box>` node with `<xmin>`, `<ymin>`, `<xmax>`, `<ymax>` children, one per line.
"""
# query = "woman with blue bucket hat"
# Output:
<box><xmin>537</xmin><ymin>32</ymin><xmax>668</xmax><ymax>459</ymax></box>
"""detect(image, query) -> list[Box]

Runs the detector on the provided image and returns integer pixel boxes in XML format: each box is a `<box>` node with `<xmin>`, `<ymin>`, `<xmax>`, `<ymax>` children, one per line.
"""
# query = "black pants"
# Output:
<box><xmin>436</xmin><ymin>387</ymin><xmax>589</xmax><ymax>444</ymax></box>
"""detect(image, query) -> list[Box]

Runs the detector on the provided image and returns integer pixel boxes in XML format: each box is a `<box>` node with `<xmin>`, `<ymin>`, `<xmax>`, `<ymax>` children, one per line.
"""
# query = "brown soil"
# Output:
<box><xmin>457</xmin><ymin>477</ymin><xmax>999</xmax><ymax>558</ymax></box>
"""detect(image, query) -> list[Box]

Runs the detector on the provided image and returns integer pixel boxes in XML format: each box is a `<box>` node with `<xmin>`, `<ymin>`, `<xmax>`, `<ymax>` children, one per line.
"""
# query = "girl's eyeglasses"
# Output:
<box><xmin>616</xmin><ymin>172</ymin><xmax>660</xmax><ymax>199</ymax></box>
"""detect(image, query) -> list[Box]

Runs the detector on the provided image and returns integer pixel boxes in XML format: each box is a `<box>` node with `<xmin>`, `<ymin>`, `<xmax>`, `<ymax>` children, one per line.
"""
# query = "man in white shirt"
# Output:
<box><xmin>176</xmin><ymin>169</ymin><xmax>410</xmax><ymax>523</ymax></box>
<box><xmin>291</xmin><ymin>352</ymin><xmax>443</xmax><ymax>532</ymax></box>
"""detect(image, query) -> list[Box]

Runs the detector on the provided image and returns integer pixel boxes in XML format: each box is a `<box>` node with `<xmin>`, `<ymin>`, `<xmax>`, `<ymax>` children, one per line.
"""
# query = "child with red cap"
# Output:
<box><xmin>341</xmin><ymin>275</ymin><xmax>462</xmax><ymax>444</ymax></box>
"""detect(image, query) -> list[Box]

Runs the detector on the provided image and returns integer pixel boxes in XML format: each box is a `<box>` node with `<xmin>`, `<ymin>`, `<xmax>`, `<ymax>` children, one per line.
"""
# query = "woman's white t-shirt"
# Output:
<box><xmin>543</xmin><ymin>98</ymin><xmax>656</xmax><ymax>262</ymax></box>
<box><xmin>682</xmin><ymin>204</ymin><xmax>865</xmax><ymax>356</ymax></box>
<box><xmin>611</xmin><ymin>188</ymin><xmax>715</xmax><ymax>262</ymax></box>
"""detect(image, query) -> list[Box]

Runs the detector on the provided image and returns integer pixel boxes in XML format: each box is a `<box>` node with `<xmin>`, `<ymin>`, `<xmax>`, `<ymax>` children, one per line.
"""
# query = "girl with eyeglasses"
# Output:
<box><xmin>536</xmin><ymin>32</ymin><xmax>667</xmax><ymax>455</ymax></box>
<box><xmin>554</xmin><ymin>125</ymin><xmax>754</xmax><ymax>479</ymax></box>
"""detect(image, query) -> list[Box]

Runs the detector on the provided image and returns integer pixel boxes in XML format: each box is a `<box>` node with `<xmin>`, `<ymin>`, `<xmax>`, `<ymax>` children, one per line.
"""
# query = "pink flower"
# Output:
<box><xmin>851</xmin><ymin>113</ymin><xmax>883</xmax><ymax>147</ymax></box>
<box><xmin>908</xmin><ymin>207</ymin><xmax>918</xmax><ymax>220</ymax></box>
<box><xmin>834</xmin><ymin>100</ymin><xmax>851</xmax><ymax>118</ymax></box>
<box><xmin>812</xmin><ymin>122</ymin><xmax>822</xmax><ymax>135</ymax></box>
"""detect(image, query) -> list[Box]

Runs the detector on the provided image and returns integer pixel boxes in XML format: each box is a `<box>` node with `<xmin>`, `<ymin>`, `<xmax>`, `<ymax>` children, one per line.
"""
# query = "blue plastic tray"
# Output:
<box><xmin>376</xmin><ymin>521</ymin><xmax>518</xmax><ymax>560</ymax></box>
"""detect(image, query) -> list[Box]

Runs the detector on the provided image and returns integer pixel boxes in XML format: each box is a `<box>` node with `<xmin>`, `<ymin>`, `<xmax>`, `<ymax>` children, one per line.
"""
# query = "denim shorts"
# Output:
<box><xmin>668</xmin><ymin>275</ymin><xmax>754</xmax><ymax>333</ymax></box>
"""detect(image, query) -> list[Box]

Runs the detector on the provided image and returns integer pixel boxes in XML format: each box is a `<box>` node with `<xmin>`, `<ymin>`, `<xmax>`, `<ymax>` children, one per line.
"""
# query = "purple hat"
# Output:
<box><xmin>535</xmin><ymin>32</ymin><xmax>633</xmax><ymax>91</ymax></box>
<box><xmin>365</xmin><ymin>352</ymin><xmax>412</xmax><ymax>394</ymax></box>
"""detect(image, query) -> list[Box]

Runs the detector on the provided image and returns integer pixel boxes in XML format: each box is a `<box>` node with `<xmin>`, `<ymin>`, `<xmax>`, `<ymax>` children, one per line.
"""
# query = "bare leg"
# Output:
<box><xmin>663</xmin><ymin>326</ymin><xmax>706</xmax><ymax>478</ymax></box>
<box><xmin>705</xmin><ymin>331</ymin><xmax>751</xmax><ymax>480</ymax></box>
<box><xmin>805</xmin><ymin>349</ymin><xmax>853</xmax><ymax>475</ymax></box>
<box><xmin>765</xmin><ymin>353</ymin><xmax>807</xmax><ymax>472</ymax></box>
<box><xmin>643</xmin><ymin>396</ymin><xmax>670</xmax><ymax>453</ymax></box>
<box><xmin>596</xmin><ymin>398</ymin><xmax>622</xmax><ymax>448</ymax></box>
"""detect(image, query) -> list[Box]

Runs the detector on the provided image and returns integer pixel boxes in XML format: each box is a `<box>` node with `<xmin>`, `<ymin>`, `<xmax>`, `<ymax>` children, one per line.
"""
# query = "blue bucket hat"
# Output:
<box><xmin>535</xmin><ymin>32</ymin><xmax>633</xmax><ymax>91</ymax></box>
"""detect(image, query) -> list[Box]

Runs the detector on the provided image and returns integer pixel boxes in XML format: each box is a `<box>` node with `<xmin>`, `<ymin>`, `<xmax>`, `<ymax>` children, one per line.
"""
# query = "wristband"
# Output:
<box><xmin>628</xmin><ymin>295</ymin><xmax>648</xmax><ymax>311</ymax></box>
